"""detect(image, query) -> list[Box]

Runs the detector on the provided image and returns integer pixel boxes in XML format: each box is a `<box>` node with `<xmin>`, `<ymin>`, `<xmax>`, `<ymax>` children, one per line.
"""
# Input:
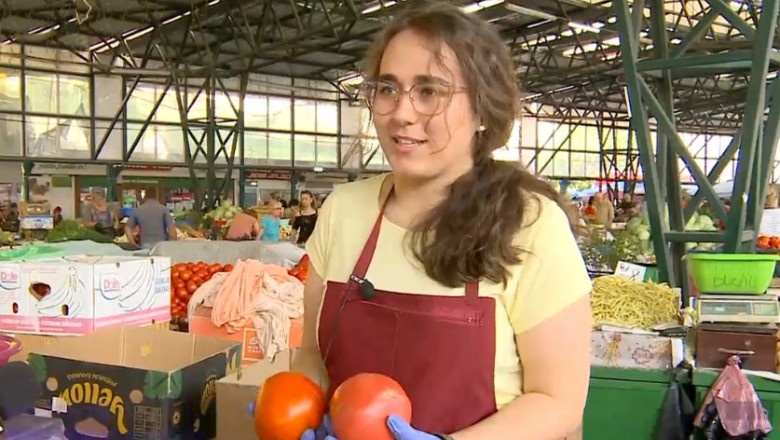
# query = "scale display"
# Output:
<box><xmin>697</xmin><ymin>294</ymin><xmax>780</xmax><ymax>324</ymax></box>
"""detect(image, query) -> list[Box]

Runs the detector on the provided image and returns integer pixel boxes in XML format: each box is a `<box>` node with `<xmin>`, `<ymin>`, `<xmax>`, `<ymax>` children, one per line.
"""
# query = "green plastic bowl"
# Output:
<box><xmin>687</xmin><ymin>253</ymin><xmax>779</xmax><ymax>295</ymax></box>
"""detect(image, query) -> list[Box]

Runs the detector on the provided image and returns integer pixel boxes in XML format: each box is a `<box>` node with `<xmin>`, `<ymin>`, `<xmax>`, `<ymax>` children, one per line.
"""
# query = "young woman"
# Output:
<box><xmin>291</xmin><ymin>190</ymin><xmax>318</xmax><ymax>245</ymax></box>
<box><xmin>297</xmin><ymin>2</ymin><xmax>592</xmax><ymax>440</ymax></box>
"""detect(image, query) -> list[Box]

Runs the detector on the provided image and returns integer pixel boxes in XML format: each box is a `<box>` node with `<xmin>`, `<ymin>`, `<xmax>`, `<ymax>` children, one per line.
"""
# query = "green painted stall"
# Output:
<box><xmin>584</xmin><ymin>367</ymin><xmax>673</xmax><ymax>440</ymax></box>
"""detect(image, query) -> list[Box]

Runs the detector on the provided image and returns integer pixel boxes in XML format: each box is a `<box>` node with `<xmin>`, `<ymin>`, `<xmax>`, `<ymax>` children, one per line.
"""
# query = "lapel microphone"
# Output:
<box><xmin>350</xmin><ymin>275</ymin><xmax>376</xmax><ymax>299</ymax></box>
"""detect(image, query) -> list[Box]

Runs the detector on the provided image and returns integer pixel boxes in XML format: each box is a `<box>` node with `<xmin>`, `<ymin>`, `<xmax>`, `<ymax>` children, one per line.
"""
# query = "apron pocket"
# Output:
<box><xmin>324</xmin><ymin>300</ymin><xmax>399</xmax><ymax>387</ymax></box>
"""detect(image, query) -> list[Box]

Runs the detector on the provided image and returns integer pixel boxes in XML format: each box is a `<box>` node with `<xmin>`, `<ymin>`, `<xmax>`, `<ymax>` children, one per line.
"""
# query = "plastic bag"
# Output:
<box><xmin>655</xmin><ymin>365</ymin><xmax>695</xmax><ymax>440</ymax></box>
<box><xmin>694</xmin><ymin>356</ymin><xmax>771</xmax><ymax>439</ymax></box>
<box><xmin>0</xmin><ymin>245</ymin><xmax>64</xmax><ymax>261</ymax></box>
<box><xmin>698</xmin><ymin>401</ymin><xmax>769</xmax><ymax>440</ymax></box>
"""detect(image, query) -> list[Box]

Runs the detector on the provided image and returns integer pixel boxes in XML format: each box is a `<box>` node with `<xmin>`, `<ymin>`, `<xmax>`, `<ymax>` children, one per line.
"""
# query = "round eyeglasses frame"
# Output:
<box><xmin>362</xmin><ymin>80</ymin><xmax>467</xmax><ymax>117</ymax></box>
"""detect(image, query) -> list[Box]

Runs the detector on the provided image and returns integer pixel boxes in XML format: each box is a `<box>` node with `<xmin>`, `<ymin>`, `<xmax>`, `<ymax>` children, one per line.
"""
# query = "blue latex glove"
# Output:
<box><xmin>387</xmin><ymin>415</ymin><xmax>440</xmax><ymax>440</ymax></box>
<box><xmin>300</xmin><ymin>414</ymin><xmax>337</xmax><ymax>440</ymax></box>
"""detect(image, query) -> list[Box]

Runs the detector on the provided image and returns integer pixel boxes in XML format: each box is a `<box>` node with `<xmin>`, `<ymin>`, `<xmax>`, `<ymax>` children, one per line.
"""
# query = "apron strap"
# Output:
<box><xmin>465</xmin><ymin>281</ymin><xmax>479</xmax><ymax>299</ymax></box>
<box><xmin>350</xmin><ymin>186</ymin><xmax>392</xmax><ymax>280</ymax></box>
<box><xmin>350</xmin><ymin>181</ymin><xmax>481</xmax><ymax>299</ymax></box>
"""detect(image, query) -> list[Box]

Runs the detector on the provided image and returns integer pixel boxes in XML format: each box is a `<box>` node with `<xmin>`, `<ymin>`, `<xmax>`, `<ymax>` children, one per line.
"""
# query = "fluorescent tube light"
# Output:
<box><xmin>568</xmin><ymin>21</ymin><xmax>601</xmax><ymax>33</ymax></box>
<box><xmin>505</xmin><ymin>3</ymin><xmax>557</xmax><ymax>21</ymax></box>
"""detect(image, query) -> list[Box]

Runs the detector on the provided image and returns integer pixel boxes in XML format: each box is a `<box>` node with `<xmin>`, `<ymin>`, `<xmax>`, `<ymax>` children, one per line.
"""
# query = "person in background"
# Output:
<box><xmin>583</xmin><ymin>196</ymin><xmax>597</xmax><ymax>218</ymax></box>
<box><xmin>258</xmin><ymin>200</ymin><xmax>283</xmax><ymax>242</ymax></box>
<box><xmin>619</xmin><ymin>193</ymin><xmax>633</xmax><ymax>211</ymax></box>
<box><xmin>265</xmin><ymin>191</ymin><xmax>282</xmax><ymax>206</ymax></box>
<box><xmin>125</xmin><ymin>187</ymin><xmax>177</xmax><ymax>249</ymax></box>
<box><xmin>297</xmin><ymin>3</ymin><xmax>591</xmax><ymax>440</ymax></box>
<box><xmin>225</xmin><ymin>208</ymin><xmax>261</xmax><ymax>241</ymax></box>
<box><xmin>52</xmin><ymin>206</ymin><xmax>63</xmax><ymax>227</ymax></box>
<box><xmin>594</xmin><ymin>193</ymin><xmax>615</xmax><ymax>230</ymax></box>
<box><xmin>284</xmin><ymin>198</ymin><xmax>300</xmax><ymax>219</ymax></box>
<box><xmin>83</xmin><ymin>189</ymin><xmax>116</xmax><ymax>236</ymax></box>
<box><xmin>1</xmin><ymin>203</ymin><xmax>18</xmax><ymax>233</ymax></box>
<box><xmin>291</xmin><ymin>190</ymin><xmax>318</xmax><ymax>245</ymax></box>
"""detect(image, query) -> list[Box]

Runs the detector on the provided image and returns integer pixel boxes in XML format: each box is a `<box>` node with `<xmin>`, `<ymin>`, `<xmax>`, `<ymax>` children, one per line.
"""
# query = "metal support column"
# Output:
<box><xmin>106</xmin><ymin>164</ymin><xmax>123</xmax><ymax>203</ymax></box>
<box><xmin>171</xmin><ymin>70</ymin><xmax>247</xmax><ymax>212</ymax></box>
<box><xmin>614</xmin><ymin>0</ymin><xmax>780</xmax><ymax>290</ymax></box>
<box><xmin>21</xmin><ymin>161</ymin><xmax>34</xmax><ymax>202</ymax></box>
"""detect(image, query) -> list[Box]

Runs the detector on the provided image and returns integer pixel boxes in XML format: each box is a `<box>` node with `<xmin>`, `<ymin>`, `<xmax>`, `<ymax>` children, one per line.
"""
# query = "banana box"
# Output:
<box><xmin>29</xmin><ymin>325</ymin><xmax>241</xmax><ymax>440</ymax></box>
<box><xmin>0</xmin><ymin>256</ymin><xmax>171</xmax><ymax>335</ymax></box>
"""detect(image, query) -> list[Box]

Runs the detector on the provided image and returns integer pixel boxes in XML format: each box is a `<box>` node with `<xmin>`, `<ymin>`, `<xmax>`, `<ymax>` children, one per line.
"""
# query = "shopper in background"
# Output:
<box><xmin>593</xmin><ymin>193</ymin><xmax>615</xmax><ymax>230</ymax></box>
<box><xmin>285</xmin><ymin>198</ymin><xmax>300</xmax><ymax>219</ymax></box>
<box><xmin>1</xmin><ymin>203</ymin><xmax>18</xmax><ymax>233</ymax></box>
<box><xmin>258</xmin><ymin>200</ymin><xmax>283</xmax><ymax>242</ymax></box>
<box><xmin>52</xmin><ymin>206</ymin><xmax>63</xmax><ymax>227</ymax></box>
<box><xmin>583</xmin><ymin>196</ymin><xmax>596</xmax><ymax>218</ymax></box>
<box><xmin>124</xmin><ymin>187</ymin><xmax>177</xmax><ymax>249</ymax></box>
<box><xmin>83</xmin><ymin>189</ymin><xmax>116</xmax><ymax>236</ymax></box>
<box><xmin>225</xmin><ymin>208</ymin><xmax>261</xmax><ymax>241</ymax></box>
<box><xmin>296</xmin><ymin>2</ymin><xmax>591</xmax><ymax>440</ymax></box>
<box><xmin>291</xmin><ymin>190</ymin><xmax>318</xmax><ymax>245</ymax></box>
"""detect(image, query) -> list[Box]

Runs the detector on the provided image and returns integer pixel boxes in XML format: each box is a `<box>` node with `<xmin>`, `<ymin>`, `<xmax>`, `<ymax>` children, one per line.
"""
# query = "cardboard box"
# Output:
<box><xmin>216</xmin><ymin>350</ymin><xmax>296</xmax><ymax>440</ymax></box>
<box><xmin>8</xmin><ymin>321</ymin><xmax>171</xmax><ymax>363</ymax></box>
<box><xmin>189</xmin><ymin>304</ymin><xmax>303</xmax><ymax>364</ymax></box>
<box><xmin>0</xmin><ymin>256</ymin><xmax>171</xmax><ymax>335</ymax></box>
<box><xmin>28</xmin><ymin>326</ymin><xmax>241</xmax><ymax>439</ymax></box>
<box><xmin>591</xmin><ymin>330</ymin><xmax>685</xmax><ymax>370</ymax></box>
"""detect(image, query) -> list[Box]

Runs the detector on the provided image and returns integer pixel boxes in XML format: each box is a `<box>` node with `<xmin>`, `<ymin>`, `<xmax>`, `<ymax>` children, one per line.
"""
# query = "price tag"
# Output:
<box><xmin>20</xmin><ymin>215</ymin><xmax>53</xmax><ymax>230</ymax></box>
<box><xmin>614</xmin><ymin>261</ymin><xmax>647</xmax><ymax>282</ymax></box>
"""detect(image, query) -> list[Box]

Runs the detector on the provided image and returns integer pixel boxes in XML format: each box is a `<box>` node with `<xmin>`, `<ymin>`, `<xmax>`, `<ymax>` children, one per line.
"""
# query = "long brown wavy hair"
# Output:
<box><xmin>363</xmin><ymin>1</ymin><xmax>567</xmax><ymax>288</ymax></box>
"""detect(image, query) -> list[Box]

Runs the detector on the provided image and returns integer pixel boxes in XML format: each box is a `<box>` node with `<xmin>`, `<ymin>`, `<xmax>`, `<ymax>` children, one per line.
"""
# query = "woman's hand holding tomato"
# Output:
<box><xmin>254</xmin><ymin>372</ymin><xmax>327</xmax><ymax>440</ymax></box>
<box><xmin>328</xmin><ymin>373</ymin><xmax>413</xmax><ymax>440</ymax></box>
<box><xmin>255</xmin><ymin>371</ymin><xmax>429</xmax><ymax>440</ymax></box>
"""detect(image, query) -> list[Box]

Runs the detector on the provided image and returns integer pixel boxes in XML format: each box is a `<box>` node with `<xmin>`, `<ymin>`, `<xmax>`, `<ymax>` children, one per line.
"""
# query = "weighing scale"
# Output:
<box><xmin>697</xmin><ymin>293</ymin><xmax>780</xmax><ymax>324</ymax></box>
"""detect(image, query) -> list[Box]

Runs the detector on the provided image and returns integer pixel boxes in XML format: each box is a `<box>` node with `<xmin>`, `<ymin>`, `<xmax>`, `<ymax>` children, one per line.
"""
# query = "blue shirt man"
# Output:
<box><xmin>125</xmin><ymin>188</ymin><xmax>177</xmax><ymax>249</ymax></box>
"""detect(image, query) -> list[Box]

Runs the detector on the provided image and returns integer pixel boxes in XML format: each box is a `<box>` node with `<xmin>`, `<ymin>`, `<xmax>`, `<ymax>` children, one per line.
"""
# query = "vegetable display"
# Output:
<box><xmin>0</xmin><ymin>231</ymin><xmax>14</xmax><ymax>246</ymax></box>
<box><xmin>170</xmin><ymin>261</ymin><xmax>233</xmax><ymax>318</ymax></box>
<box><xmin>202</xmin><ymin>200</ymin><xmax>243</xmax><ymax>228</ymax></box>
<box><xmin>591</xmin><ymin>275</ymin><xmax>680</xmax><ymax>329</ymax></box>
<box><xmin>627</xmin><ymin>209</ymin><xmax>719</xmax><ymax>253</ymax></box>
<box><xmin>330</xmin><ymin>373</ymin><xmax>412</xmax><ymax>440</ymax></box>
<box><xmin>757</xmin><ymin>235</ymin><xmax>780</xmax><ymax>250</ymax></box>
<box><xmin>45</xmin><ymin>220</ymin><xmax>115</xmax><ymax>243</ymax></box>
<box><xmin>253</xmin><ymin>372</ymin><xmax>326</xmax><ymax>440</ymax></box>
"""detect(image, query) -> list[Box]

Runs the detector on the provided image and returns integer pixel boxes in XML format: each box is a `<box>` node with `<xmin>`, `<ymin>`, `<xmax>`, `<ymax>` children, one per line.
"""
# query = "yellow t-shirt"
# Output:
<box><xmin>306</xmin><ymin>174</ymin><xmax>591</xmax><ymax>408</ymax></box>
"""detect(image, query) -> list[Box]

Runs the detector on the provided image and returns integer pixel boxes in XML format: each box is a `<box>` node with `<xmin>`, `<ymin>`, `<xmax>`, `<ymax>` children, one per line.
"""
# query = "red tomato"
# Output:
<box><xmin>173</xmin><ymin>280</ymin><xmax>185</xmax><ymax>290</ymax></box>
<box><xmin>330</xmin><ymin>373</ymin><xmax>412</xmax><ymax>440</ymax></box>
<box><xmin>176</xmin><ymin>287</ymin><xmax>190</xmax><ymax>300</ymax></box>
<box><xmin>180</xmin><ymin>271</ymin><xmax>192</xmax><ymax>281</ymax></box>
<box><xmin>254</xmin><ymin>372</ymin><xmax>326</xmax><ymax>440</ymax></box>
<box><xmin>185</xmin><ymin>281</ymin><xmax>198</xmax><ymax>294</ymax></box>
<box><xmin>223</xmin><ymin>264</ymin><xmax>234</xmax><ymax>272</ymax></box>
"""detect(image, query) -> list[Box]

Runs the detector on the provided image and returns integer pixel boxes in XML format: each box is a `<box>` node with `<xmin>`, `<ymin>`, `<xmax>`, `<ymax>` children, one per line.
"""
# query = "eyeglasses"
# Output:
<box><xmin>362</xmin><ymin>80</ymin><xmax>467</xmax><ymax>116</ymax></box>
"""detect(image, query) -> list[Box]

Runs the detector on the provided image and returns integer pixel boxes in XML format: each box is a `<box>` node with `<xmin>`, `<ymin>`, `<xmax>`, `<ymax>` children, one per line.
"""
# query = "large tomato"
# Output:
<box><xmin>330</xmin><ymin>373</ymin><xmax>412</xmax><ymax>440</ymax></box>
<box><xmin>254</xmin><ymin>372</ymin><xmax>326</xmax><ymax>440</ymax></box>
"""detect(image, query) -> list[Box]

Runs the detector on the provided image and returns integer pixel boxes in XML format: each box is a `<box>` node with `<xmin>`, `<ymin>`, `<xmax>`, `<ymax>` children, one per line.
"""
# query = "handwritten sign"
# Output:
<box><xmin>614</xmin><ymin>261</ymin><xmax>647</xmax><ymax>282</ymax></box>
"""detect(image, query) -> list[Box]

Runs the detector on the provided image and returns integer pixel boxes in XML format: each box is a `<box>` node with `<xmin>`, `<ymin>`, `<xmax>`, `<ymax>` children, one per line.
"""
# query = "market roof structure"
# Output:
<box><xmin>1</xmin><ymin>0</ymin><xmax>773</xmax><ymax>132</ymax></box>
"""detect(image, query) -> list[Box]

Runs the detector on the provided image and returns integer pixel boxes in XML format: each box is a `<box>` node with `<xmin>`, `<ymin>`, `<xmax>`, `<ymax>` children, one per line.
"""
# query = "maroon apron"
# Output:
<box><xmin>318</xmin><ymin>193</ymin><xmax>498</xmax><ymax>434</ymax></box>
